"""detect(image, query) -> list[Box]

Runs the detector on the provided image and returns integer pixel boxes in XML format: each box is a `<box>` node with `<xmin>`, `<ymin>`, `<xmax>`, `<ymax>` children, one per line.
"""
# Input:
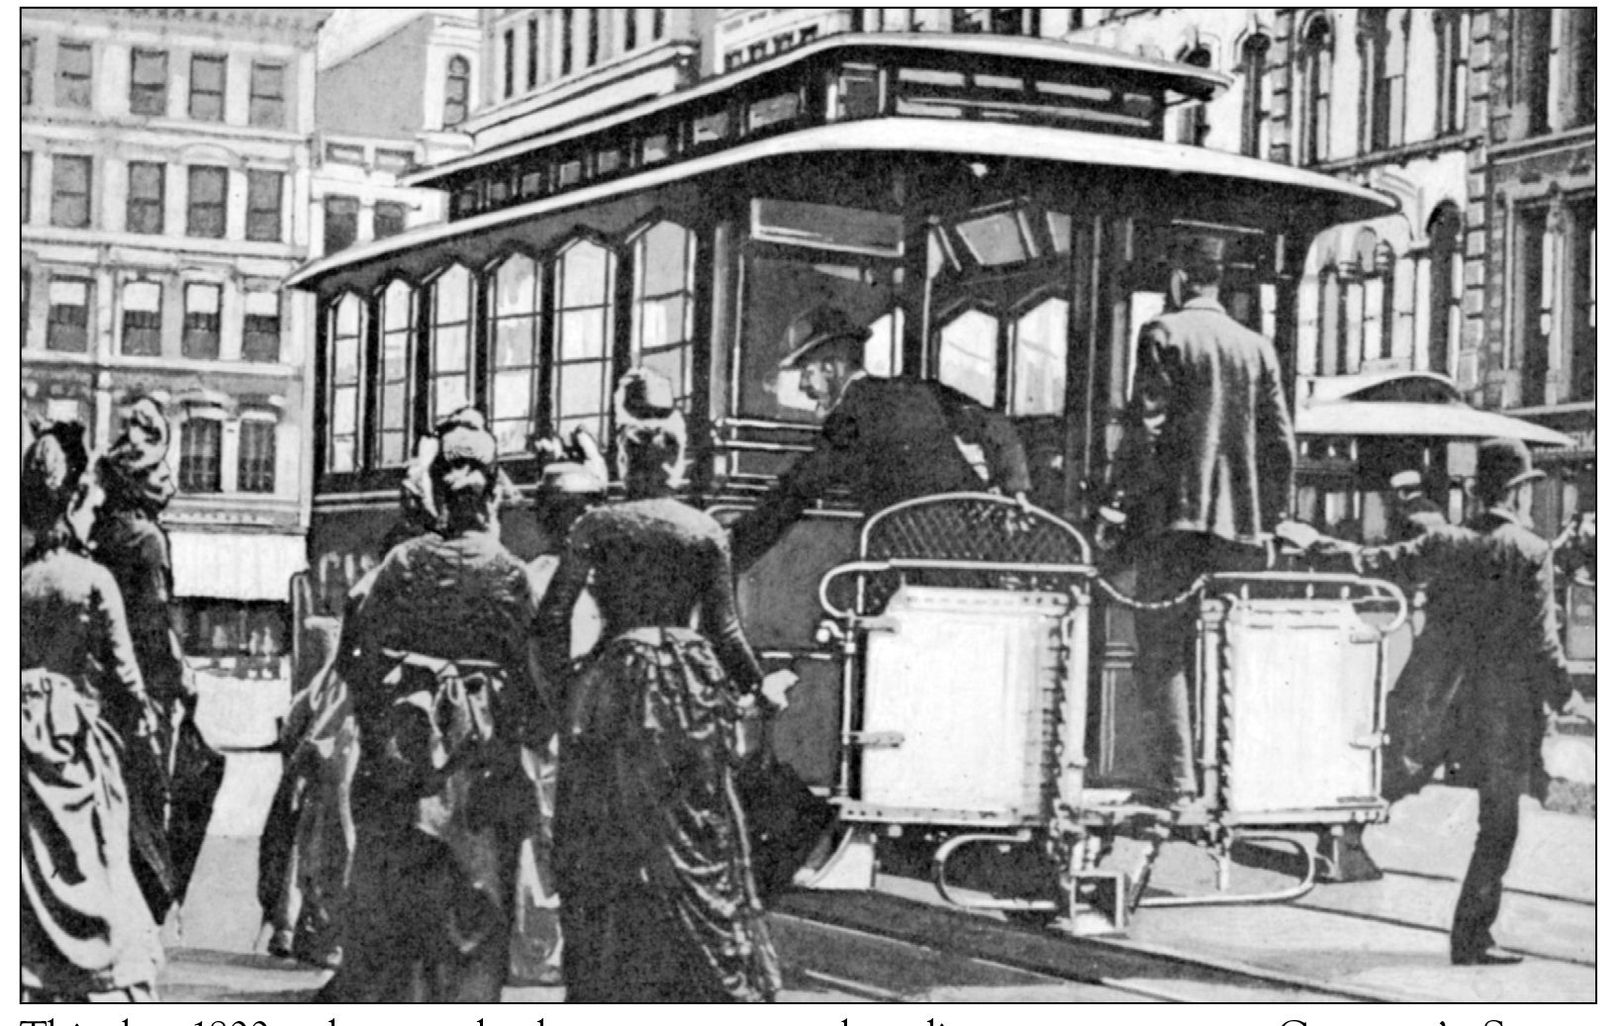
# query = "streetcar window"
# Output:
<box><xmin>376</xmin><ymin>280</ymin><xmax>415</xmax><ymax>466</ymax></box>
<box><xmin>954</xmin><ymin>209</ymin><xmax>1034</xmax><ymax>267</ymax></box>
<box><xmin>751</xmin><ymin>199</ymin><xmax>903</xmax><ymax>257</ymax></box>
<box><xmin>1011</xmin><ymin>298</ymin><xmax>1068</xmax><ymax>417</ymax></box>
<box><xmin>641</xmin><ymin>132</ymin><xmax>671</xmax><ymax>164</ymax></box>
<box><xmin>327</xmin><ymin>294</ymin><xmax>364</xmax><ymax>474</ymax></box>
<box><xmin>866</xmin><ymin>308</ymin><xmax>904</xmax><ymax>378</ymax></box>
<box><xmin>692</xmin><ymin>110</ymin><xmax>731</xmax><ymax>145</ymax></box>
<box><xmin>552</xmin><ymin>239</ymin><xmax>617</xmax><ymax>443</ymax></box>
<box><xmin>558</xmin><ymin>158</ymin><xmax>583</xmax><ymax>187</ymax></box>
<box><xmin>596</xmin><ymin>145</ymin><xmax>625</xmax><ymax>176</ymax></box>
<box><xmin>519</xmin><ymin>171</ymin><xmax>545</xmax><ymax>199</ymax></box>
<box><xmin>1046</xmin><ymin>212</ymin><xmax>1073</xmax><ymax>254</ymax></box>
<box><xmin>489</xmin><ymin>254</ymin><xmax>544</xmax><ymax>454</ymax></box>
<box><xmin>836</xmin><ymin>63</ymin><xmax>881</xmax><ymax>119</ymax></box>
<box><xmin>747</xmin><ymin>92</ymin><xmax>801</xmax><ymax>132</ymax></box>
<box><xmin>937</xmin><ymin>308</ymin><xmax>1000</xmax><ymax>408</ymax></box>
<box><xmin>429</xmin><ymin>266</ymin><xmax>474</xmax><ymax>426</ymax></box>
<box><xmin>739</xmin><ymin>255</ymin><xmax>904</xmax><ymax>423</ymax></box>
<box><xmin>631</xmin><ymin>221</ymin><xmax>697</xmax><ymax>408</ymax></box>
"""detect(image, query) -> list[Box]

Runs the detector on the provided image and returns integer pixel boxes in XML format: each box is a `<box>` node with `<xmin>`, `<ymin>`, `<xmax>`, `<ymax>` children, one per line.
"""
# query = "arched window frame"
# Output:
<box><xmin>326</xmin><ymin>291</ymin><xmax>366</xmax><ymax>474</ymax></box>
<box><xmin>443</xmin><ymin>55</ymin><xmax>471</xmax><ymax>128</ymax></box>
<box><xmin>1316</xmin><ymin>260</ymin><xmax>1341</xmax><ymax>376</ymax></box>
<box><xmin>549</xmin><ymin>234</ymin><xmax>618</xmax><ymax>444</ymax></box>
<box><xmin>1175</xmin><ymin>42</ymin><xmax>1214</xmax><ymax>147</ymax></box>
<box><xmin>374</xmin><ymin>277</ymin><xmax>417</xmax><ymax>467</ymax></box>
<box><xmin>426</xmin><ymin>263</ymin><xmax>476</xmax><ymax>429</ymax></box>
<box><xmin>627</xmin><ymin>218</ymin><xmax>698</xmax><ymax>409</ymax></box>
<box><xmin>485</xmin><ymin>249</ymin><xmax>546</xmax><ymax>455</ymax></box>
<box><xmin>1298</xmin><ymin>13</ymin><xmax>1334</xmax><ymax>165</ymax></box>
<box><xmin>1237</xmin><ymin>32</ymin><xmax>1272</xmax><ymax>159</ymax></box>
<box><xmin>1358</xmin><ymin>9</ymin><xmax>1409</xmax><ymax>153</ymax></box>
<box><xmin>1433</xmin><ymin>9</ymin><xmax>1470</xmax><ymax>137</ymax></box>
<box><xmin>1425</xmin><ymin>202</ymin><xmax>1463</xmax><ymax>377</ymax></box>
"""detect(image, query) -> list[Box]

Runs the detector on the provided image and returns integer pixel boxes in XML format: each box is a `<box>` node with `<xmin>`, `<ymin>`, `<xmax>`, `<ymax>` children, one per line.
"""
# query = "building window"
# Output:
<box><xmin>242</xmin><ymin>290</ymin><xmax>280</xmax><ymax>363</ymax></box>
<box><xmin>376</xmin><ymin>280</ymin><xmax>415</xmax><ymax>465</ymax></box>
<box><xmin>562</xmin><ymin>10</ymin><xmax>575</xmax><ymax>76</ymax></box>
<box><xmin>323</xmin><ymin>195</ymin><xmax>359</xmax><ymax>254</ymax></box>
<box><xmin>652</xmin><ymin>10</ymin><xmax>665</xmax><ymax>41</ymax></box>
<box><xmin>527</xmin><ymin>17</ymin><xmax>540</xmax><ymax>90</ymax></box>
<box><xmin>1315</xmin><ymin>263</ymin><xmax>1340</xmax><ymax>376</ymax></box>
<box><xmin>444</xmin><ymin>55</ymin><xmax>470</xmax><ymax>126</ymax></box>
<box><xmin>249</xmin><ymin>61</ymin><xmax>286</xmax><ymax>128</ymax></box>
<box><xmin>189</xmin><ymin>53</ymin><xmax>226</xmax><ymax>121</ymax></box>
<box><xmin>182</xmin><ymin>283</ymin><xmax>222</xmax><ymax>360</ymax></box>
<box><xmin>57</xmin><ymin>40</ymin><xmax>93</xmax><ymax>108</ymax></box>
<box><xmin>327</xmin><ymin>295</ymin><xmax>364</xmax><ymax>473</ymax></box>
<box><xmin>630</xmin><ymin>221</ymin><xmax>696</xmax><ymax>407</ymax></box>
<box><xmin>126</xmin><ymin>161</ymin><xmax>165</xmax><ymax>234</ymax></box>
<box><xmin>1570</xmin><ymin>10</ymin><xmax>1597</xmax><ymax>129</ymax></box>
<box><xmin>625</xmin><ymin>10</ymin><xmax>638</xmax><ymax>51</ymax></box>
<box><xmin>244</xmin><ymin>169</ymin><xmax>283</xmax><ymax>243</ymax></box>
<box><xmin>238</xmin><ymin>419</ymin><xmax>277</xmax><ymax>493</ymax></box>
<box><xmin>21</xmin><ymin>150</ymin><xmax>31</xmax><ymax>223</ymax></box>
<box><xmin>489</xmin><ymin>255</ymin><xmax>543</xmax><ymax>454</ymax></box>
<box><xmin>1515</xmin><ymin>9</ymin><xmax>1553</xmax><ymax>136</ymax></box>
<box><xmin>502</xmin><ymin>28</ymin><xmax>516</xmax><ymax>99</ymax></box>
<box><xmin>187</xmin><ymin>166</ymin><xmax>227</xmax><ymax>238</ymax></box>
<box><xmin>22</xmin><ymin>37</ymin><xmax>34</xmax><ymax>106</ymax></box>
<box><xmin>1434</xmin><ymin>10</ymin><xmax>1469</xmax><ymax>136</ymax></box>
<box><xmin>1239</xmin><ymin>33</ymin><xmax>1271</xmax><ymax>158</ymax></box>
<box><xmin>130</xmin><ymin>48</ymin><xmax>168</xmax><ymax>115</ymax></box>
<box><xmin>552</xmin><ymin>239</ymin><xmax>616</xmax><ymax>441</ymax></box>
<box><xmin>1359</xmin><ymin>10</ymin><xmax>1407</xmax><ymax>153</ymax></box>
<box><xmin>373</xmin><ymin>201</ymin><xmax>407</xmax><ymax>240</ymax></box>
<box><xmin>588</xmin><ymin>10</ymin><xmax>602</xmax><ymax>66</ymax></box>
<box><xmin>51</xmin><ymin>154</ymin><xmax>92</xmax><ymax>228</ymax></box>
<box><xmin>1299</xmin><ymin>15</ymin><xmax>1332</xmax><ymax>164</ymax></box>
<box><xmin>429</xmin><ymin>266</ymin><xmax>474</xmax><ymax>426</ymax></box>
<box><xmin>22</xmin><ymin>269</ymin><xmax>32</xmax><ymax>343</ymax></box>
<box><xmin>120</xmin><ymin>280</ymin><xmax>164</xmax><ymax>357</ymax></box>
<box><xmin>1425</xmin><ymin>203</ymin><xmax>1462</xmax><ymax>378</ymax></box>
<box><xmin>178</xmin><ymin>418</ymin><xmax>222</xmax><ymax>493</ymax></box>
<box><xmin>47</xmin><ymin>277</ymin><xmax>91</xmax><ymax>352</ymax></box>
<box><xmin>1175</xmin><ymin>45</ymin><xmax>1212</xmax><ymax>146</ymax></box>
<box><xmin>1571</xmin><ymin>198</ymin><xmax>1596</xmax><ymax>401</ymax></box>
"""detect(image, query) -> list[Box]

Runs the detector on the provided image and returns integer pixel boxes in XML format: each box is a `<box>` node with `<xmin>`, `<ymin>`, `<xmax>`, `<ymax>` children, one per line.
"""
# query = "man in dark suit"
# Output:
<box><xmin>1284</xmin><ymin>438</ymin><xmax>1576</xmax><ymax>965</ymax></box>
<box><xmin>1114</xmin><ymin>237</ymin><xmax>1295</xmax><ymax>805</ymax></box>
<box><xmin>730</xmin><ymin>305</ymin><xmax>1031</xmax><ymax>571</ymax></box>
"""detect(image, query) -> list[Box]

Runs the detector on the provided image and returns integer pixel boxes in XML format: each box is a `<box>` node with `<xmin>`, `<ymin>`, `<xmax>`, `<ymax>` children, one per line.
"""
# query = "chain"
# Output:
<box><xmin>1086</xmin><ymin>568</ymin><xmax>1210</xmax><ymax>612</ymax></box>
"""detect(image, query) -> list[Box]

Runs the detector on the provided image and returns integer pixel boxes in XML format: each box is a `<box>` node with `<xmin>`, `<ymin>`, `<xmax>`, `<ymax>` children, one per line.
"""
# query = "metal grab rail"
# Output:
<box><xmin>1136</xmin><ymin>831</ymin><xmax>1319</xmax><ymax>909</ymax></box>
<box><xmin>819</xmin><ymin>558</ymin><xmax>1096</xmax><ymax>619</ymax></box>
<box><xmin>931</xmin><ymin>831</ymin><xmax>1061</xmax><ymax>913</ymax></box>
<box><xmin>1204</xmin><ymin>571</ymin><xmax>1410</xmax><ymax>636</ymax></box>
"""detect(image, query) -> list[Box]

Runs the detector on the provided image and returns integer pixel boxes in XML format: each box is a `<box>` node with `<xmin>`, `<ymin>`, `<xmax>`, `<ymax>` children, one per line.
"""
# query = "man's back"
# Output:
<box><xmin>1129</xmin><ymin>297</ymin><xmax>1294</xmax><ymax>544</ymax></box>
<box><xmin>829</xmin><ymin>376</ymin><xmax>988</xmax><ymax>513</ymax></box>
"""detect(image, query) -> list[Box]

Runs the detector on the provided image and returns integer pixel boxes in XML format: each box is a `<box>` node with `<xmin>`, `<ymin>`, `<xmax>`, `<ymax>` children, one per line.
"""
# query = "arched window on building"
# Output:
<box><xmin>1359</xmin><ymin>10</ymin><xmax>1407</xmax><ymax>153</ymax></box>
<box><xmin>551</xmin><ymin>238</ymin><xmax>617</xmax><ymax>442</ymax></box>
<box><xmin>630</xmin><ymin>221</ymin><xmax>697</xmax><ymax>408</ymax></box>
<box><xmin>1433</xmin><ymin>9</ymin><xmax>1469</xmax><ymax>136</ymax></box>
<box><xmin>1176</xmin><ymin>44</ymin><xmax>1212</xmax><ymax>146</ymax></box>
<box><xmin>1425</xmin><ymin>203</ymin><xmax>1463</xmax><ymax>377</ymax></box>
<box><xmin>428</xmin><ymin>265</ymin><xmax>474</xmax><ymax>427</ymax></box>
<box><xmin>443</xmin><ymin>55</ymin><xmax>470</xmax><ymax>128</ymax></box>
<box><xmin>489</xmin><ymin>253</ymin><xmax>544</xmax><ymax>454</ymax></box>
<box><xmin>1317</xmin><ymin>261</ymin><xmax>1341</xmax><ymax>376</ymax></box>
<box><xmin>327</xmin><ymin>294</ymin><xmax>364</xmax><ymax>473</ymax></box>
<box><xmin>1299</xmin><ymin>14</ymin><xmax>1333</xmax><ymax>164</ymax></box>
<box><xmin>376</xmin><ymin>280</ymin><xmax>415</xmax><ymax>466</ymax></box>
<box><xmin>1239</xmin><ymin>32</ymin><xmax>1272</xmax><ymax>158</ymax></box>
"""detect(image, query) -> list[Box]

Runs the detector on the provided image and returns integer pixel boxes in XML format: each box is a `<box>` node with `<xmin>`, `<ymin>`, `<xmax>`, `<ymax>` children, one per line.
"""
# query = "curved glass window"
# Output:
<box><xmin>631</xmin><ymin>221</ymin><xmax>695</xmax><ymax>407</ymax></box>
<box><xmin>489</xmin><ymin>254</ymin><xmax>543</xmax><ymax>454</ymax></box>
<box><xmin>552</xmin><ymin>239</ymin><xmax>616</xmax><ymax>441</ymax></box>
<box><xmin>429</xmin><ymin>266</ymin><xmax>473</xmax><ymax>426</ymax></box>
<box><xmin>937</xmin><ymin>308</ymin><xmax>999</xmax><ymax>407</ymax></box>
<box><xmin>377</xmin><ymin>280</ymin><xmax>414</xmax><ymax>465</ymax></box>
<box><xmin>1011</xmin><ymin>297</ymin><xmax>1068</xmax><ymax>416</ymax></box>
<box><xmin>327</xmin><ymin>294</ymin><xmax>364</xmax><ymax>473</ymax></box>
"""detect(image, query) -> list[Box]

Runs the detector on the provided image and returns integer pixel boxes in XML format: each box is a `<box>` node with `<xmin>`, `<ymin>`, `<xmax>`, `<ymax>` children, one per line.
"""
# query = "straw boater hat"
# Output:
<box><xmin>777</xmin><ymin>305</ymin><xmax>871</xmax><ymax>370</ymax></box>
<box><xmin>1389</xmin><ymin>470</ymin><xmax>1424</xmax><ymax>493</ymax></box>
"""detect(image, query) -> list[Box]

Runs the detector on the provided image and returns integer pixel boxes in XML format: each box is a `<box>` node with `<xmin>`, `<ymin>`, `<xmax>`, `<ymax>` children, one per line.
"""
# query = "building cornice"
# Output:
<box><xmin>1486</xmin><ymin>124</ymin><xmax>1597</xmax><ymax>162</ymax></box>
<box><xmin>1309</xmin><ymin>132</ymin><xmax>1481</xmax><ymax>177</ymax></box>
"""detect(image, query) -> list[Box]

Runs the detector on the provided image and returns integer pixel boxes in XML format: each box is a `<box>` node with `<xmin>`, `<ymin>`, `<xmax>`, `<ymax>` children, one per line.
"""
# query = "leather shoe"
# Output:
<box><xmin>1451</xmin><ymin>947</ymin><xmax>1524</xmax><ymax>966</ymax></box>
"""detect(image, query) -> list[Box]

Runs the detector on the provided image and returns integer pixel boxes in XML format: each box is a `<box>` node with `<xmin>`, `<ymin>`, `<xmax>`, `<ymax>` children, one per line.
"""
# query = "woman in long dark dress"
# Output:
<box><xmin>319</xmin><ymin>410</ymin><xmax>543</xmax><ymax>1002</ymax></box>
<box><xmin>538</xmin><ymin>371</ymin><xmax>783</xmax><ymax>1003</ymax></box>
<box><xmin>21</xmin><ymin>423</ymin><xmax>165</xmax><ymax>1001</ymax></box>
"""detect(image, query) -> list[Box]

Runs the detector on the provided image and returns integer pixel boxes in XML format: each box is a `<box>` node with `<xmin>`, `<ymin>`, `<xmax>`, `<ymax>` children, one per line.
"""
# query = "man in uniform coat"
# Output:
<box><xmin>1283</xmin><ymin>437</ymin><xmax>1576</xmax><ymax>965</ymax></box>
<box><xmin>1112</xmin><ymin>238</ymin><xmax>1295</xmax><ymax>804</ymax></box>
<box><xmin>730</xmin><ymin>305</ymin><xmax>1032</xmax><ymax>571</ymax></box>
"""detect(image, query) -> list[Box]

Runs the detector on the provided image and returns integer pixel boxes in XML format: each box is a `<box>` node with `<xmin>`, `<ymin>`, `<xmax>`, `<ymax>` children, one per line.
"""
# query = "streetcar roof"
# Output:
<box><xmin>287</xmin><ymin>118</ymin><xmax>1397</xmax><ymax>291</ymax></box>
<box><xmin>406</xmin><ymin>33</ymin><xmax>1234</xmax><ymax>189</ymax></box>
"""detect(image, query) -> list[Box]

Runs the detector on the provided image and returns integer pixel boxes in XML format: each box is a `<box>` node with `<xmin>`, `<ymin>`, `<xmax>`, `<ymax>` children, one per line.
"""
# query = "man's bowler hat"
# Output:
<box><xmin>1476</xmin><ymin>437</ymin><xmax>1545</xmax><ymax>499</ymax></box>
<box><xmin>1389</xmin><ymin>469</ymin><xmax>1423</xmax><ymax>493</ymax></box>
<box><xmin>778</xmin><ymin>305</ymin><xmax>871</xmax><ymax>369</ymax></box>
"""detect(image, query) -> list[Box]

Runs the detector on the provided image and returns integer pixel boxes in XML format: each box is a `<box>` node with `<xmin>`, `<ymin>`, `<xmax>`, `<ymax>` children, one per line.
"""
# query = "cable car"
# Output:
<box><xmin>286</xmin><ymin>33</ymin><xmax>1407</xmax><ymax>932</ymax></box>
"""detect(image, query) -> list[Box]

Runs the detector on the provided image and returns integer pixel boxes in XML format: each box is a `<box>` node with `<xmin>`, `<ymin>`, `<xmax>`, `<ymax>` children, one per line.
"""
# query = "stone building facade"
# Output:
<box><xmin>21</xmin><ymin>7</ymin><xmax>327</xmax><ymax>666</ymax></box>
